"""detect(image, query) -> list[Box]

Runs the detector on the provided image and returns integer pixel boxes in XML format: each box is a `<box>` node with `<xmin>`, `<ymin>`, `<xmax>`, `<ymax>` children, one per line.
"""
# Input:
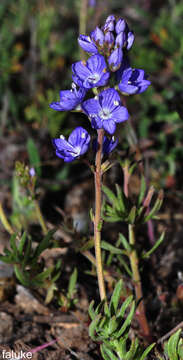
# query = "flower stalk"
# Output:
<box><xmin>128</xmin><ymin>224</ymin><xmax>151</xmax><ymax>340</ymax></box>
<box><xmin>94</xmin><ymin>129</ymin><xmax>106</xmax><ymax>300</ymax></box>
<box><xmin>34</xmin><ymin>200</ymin><xmax>47</xmax><ymax>235</ymax></box>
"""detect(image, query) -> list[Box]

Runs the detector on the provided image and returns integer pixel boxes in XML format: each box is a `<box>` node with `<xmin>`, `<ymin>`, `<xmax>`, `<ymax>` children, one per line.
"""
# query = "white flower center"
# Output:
<box><xmin>72</xmin><ymin>146</ymin><xmax>81</xmax><ymax>156</ymax></box>
<box><xmin>81</xmin><ymin>132</ymin><xmax>86</xmax><ymax>139</ymax></box>
<box><xmin>99</xmin><ymin>108</ymin><xmax>111</xmax><ymax>120</ymax></box>
<box><xmin>60</xmin><ymin>135</ymin><xmax>65</xmax><ymax>139</ymax></box>
<box><xmin>114</xmin><ymin>100</ymin><xmax>119</xmax><ymax>106</ymax></box>
<box><xmin>88</xmin><ymin>73</ymin><xmax>100</xmax><ymax>84</ymax></box>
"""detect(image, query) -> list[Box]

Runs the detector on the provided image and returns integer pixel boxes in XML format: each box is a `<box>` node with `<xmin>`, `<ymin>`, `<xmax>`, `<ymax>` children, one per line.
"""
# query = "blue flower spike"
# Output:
<box><xmin>82</xmin><ymin>88</ymin><xmax>129</xmax><ymax>135</ymax></box>
<box><xmin>72</xmin><ymin>54</ymin><xmax>110</xmax><ymax>89</ymax></box>
<box><xmin>52</xmin><ymin>127</ymin><xmax>90</xmax><ymax>162</ymax></box>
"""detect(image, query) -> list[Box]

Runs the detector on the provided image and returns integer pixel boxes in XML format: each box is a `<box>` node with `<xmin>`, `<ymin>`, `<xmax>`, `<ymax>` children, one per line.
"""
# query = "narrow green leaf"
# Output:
<box><xmin>100</xmin><ymin>344</ymin><xmax>111</xmax><ymax>360</ymax></box>
<box><xmin>102</xmin><ymin>185</ymin><xmax>117</xmax><ymax>205</ymax></box>
<box><xmin>89</xmin><ymin>314</ymin><xmax>101</xmax><ymax>340</ymax></box>
<box><xmin>68</xmin><ymin>267</ymin><xmax>77</xmax><ymax>297</ymax></box>
<box><xmin>117</xmin><ymin>255</ymin><xmax>133</xmax><ymax>277</ymax></box>
<box><xmin>167</xmin><ymin>329</ymin><xmax>181</xmax><ymax>360</ymax></box>
<box><xmin>178</xmin><ymin>338</ymin><xmax>183</xmax><ymax>359</ymax></box>
<box><xmin>88</xmin><ymin>300</ymin><xmax>96</xmax><ymax>320</ymax></box>
<box><xmin>119</xmin><ymin>233</ymin><xmax>131</xmax><ymax>252</ymax></box>
<box><xmin>33</xmin><ymin>267</ymin><xmax>53</xmax><ymax>282</ymax></box>
<box><xmin>14</xmin><ymin>265</ymin><xmax>29</xmax><ymax>287</ymax></box>
<box><xmin>27</xmin><ymin>138</ymin><xmax>41</xmax><ymax>176</ymax></box>
<box><xmin>116</xmin><ymin>300</ymin><xmax>135</xmax><ymax>338</ymax></box>
<box><xmin>116</xmin><ymin>335</ymin><xmax>128</xmax><ymax>359</ymax></box>
<box><xmin>108</xmin><ymin>315</ymin><xmax>118</xmax><ymax>335</ymax></box>
<box><xmin>18</xmin><ymin>232</ymin><xmax>27</xmax><ymax>255</ymax></box>
<box><xmin>125</xmin><ymin>338</ymin><xmax>139</xmax><ymax>360</ymax></box>
<box><xmin>117</xmin><ymin>295</ymin><xmax>133</xmax><ymax>318</ymax></box>
<box><xmin>142</xmin><ymin>232</ymin><xmax>165</xmax><ymax>259</ymax></box>
<box><xmin>115</xmin><ymin>184</ymin><xmax>125</xmax><ymax>213</ymax></box>
<box><xmin>101</xmin><ymin>241</ymin><xmax>124</xmax><ymax>255</ymax></box>
<box><xmin>109</xmin><ymin>280</ymin><xmax>123</xmax><ymax>315</ymax></box>
<box><xmin>101</xmin><ymin>344</ymin><xmax>118</xmax><ymax>360</ymax></box>
<box><xmin>139</xmin><ymin>343</ymin><xmax>155</xmax><ymax>360</ymax></box>
<box><xmin>144</xmin><ymin>197</ymin><xmax>163</xmax><ymax>223</ymax></box>
<box><xmin>34</xmin><ymin>229</ymin><xmax>55</xmax><ymax>259</ymax></box>
<box><xmin>10</xmin><ymin>234</ymin><xmax>18</xmax><ymax>258</ymax></box>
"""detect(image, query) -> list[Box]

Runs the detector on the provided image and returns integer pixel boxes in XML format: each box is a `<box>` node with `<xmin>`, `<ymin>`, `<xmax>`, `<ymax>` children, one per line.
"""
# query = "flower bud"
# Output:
<box><xmin>91</xmin><ymin>26</ymin><xmax>104</xmax><ymax>46</ymax></box>
<box><xmin>108</xmin><ymin>47</ymin><xmax>123</xmax><ymax>72</ymax></box>
<box><xmin>115</xmin><ymin>18</ymin><xmax>126</xmax><ymax>34</ymax></box>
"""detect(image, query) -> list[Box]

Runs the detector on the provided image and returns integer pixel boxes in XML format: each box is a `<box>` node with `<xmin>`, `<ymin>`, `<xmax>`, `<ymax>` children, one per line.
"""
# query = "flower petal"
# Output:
<box><xmin>68</xmin><ymin>126</ymin><xmax>90</xmax><ymax>148</ymax></box>
<box><xmin>110</xmin><ymin>106</ymin><xmax>129</xmax><ymax>123</ymax></box>
<box><xmin>82</xmin><ymin>98</ymin><xmax>101</xmax><ymax>116</ymax></box>
<box><xmin>103</xmin><ymin>120</ymin><xmax>116</xmax><ymax>134</ymax></box>
<box><xmin>99</xmin><ymin>88</ymin><xmax>121</xmax><ymax>111</ymax></box>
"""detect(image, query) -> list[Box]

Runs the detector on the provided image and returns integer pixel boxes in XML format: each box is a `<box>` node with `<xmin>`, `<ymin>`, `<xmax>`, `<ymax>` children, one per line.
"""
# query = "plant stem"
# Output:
<box><xmin>34</xmin><ymin>200</ymin><xmax>47</xmax><ymax>235</ymax></box>
<box><xmin>79</xmin><ymin>0</ymin><xmax>87</xmax><ymax>60</ymax></box>
<box><xmin>94</xmin><ymin>129</ymin><xmax>106</xmax><ymax>301</ymax></box>
<box><xmin>128</xmin><ymin>223</ymin><xmax>151</xmax><ymax>340</ymax></box>
<box><xmin>0</xmin><ymin>203</ymin><xmax>14</xmax><ymax>235</ymax></box>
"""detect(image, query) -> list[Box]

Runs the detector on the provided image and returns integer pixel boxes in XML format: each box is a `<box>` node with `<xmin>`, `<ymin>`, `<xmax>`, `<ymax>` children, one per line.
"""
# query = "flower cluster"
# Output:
<box><xmin>50</xmin><ymin>15</ymin><xmax>151</xmax><ymax>162</ymax></box>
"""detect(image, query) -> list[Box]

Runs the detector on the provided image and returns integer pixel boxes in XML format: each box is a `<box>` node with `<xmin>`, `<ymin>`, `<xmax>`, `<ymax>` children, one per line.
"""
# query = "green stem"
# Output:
<box><xmin>128</xmin><ymin>223</ymin><xmax>151</xmax><ymax>340</ymax></box>
<box><xmin>34</xmin><ymin>200</ymin><xmax>47</xmax><ymax>235</ymax></box>
<box><xmin>94</xmin><ymin>129</ymin><xmax>106</xmax><ymax>301</ymax></box>
<box><xmin>79</xmin><ymin>0</ymin><xmax>87</xmax><ymax>60</ymax></box>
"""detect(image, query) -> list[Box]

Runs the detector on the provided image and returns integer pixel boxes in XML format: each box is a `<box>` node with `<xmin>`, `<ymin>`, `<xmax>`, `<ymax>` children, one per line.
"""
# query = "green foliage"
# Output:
<box><xmin>164</xmin><ymin>330</ymin><xmax>183</xmax><ymax>360</ymax></box>
<box><xmin>88</xmin><ymin>280</ymin><xmax>155</xmax><ymax>360</ymax></box>
<box><xmin>57</xmin><ymin>267</ymin><xmax>78</xmax><ymax>310</ymax></box>
<box><xmin>102</xmin><ymin>178</ymin><xmax>163</xmax><ymax>225</ymax></box>
<box><xmin>0</xmin><ymin>229</ymin><xmax>59</xmax><ymax>289</ymax></box>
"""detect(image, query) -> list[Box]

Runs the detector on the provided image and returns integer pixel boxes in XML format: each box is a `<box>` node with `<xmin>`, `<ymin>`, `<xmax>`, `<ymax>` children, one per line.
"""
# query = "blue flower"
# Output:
<box><xmin>52</xmin><ymin>127</ymin><xmax>90</xmax><ymax>162</ymax></box>
<box><xmin>118</xmin><ymin>67</ymin><xmax>151</xmax><ymax>95</ymax></box>
<box><xmin>82</xmin><ymin>88</ymin><xmax>129</xmax><ymax>135</ymax></box>
<box><xmin>93</xmin><ymin>135</ymin><xmax>118</xmax><ymax>155</ymax></box>
<box><xmin>72</xmin><ymin>54</ymin><xmax>110</xmax><ymax>89</ymax></box>
<box><xmin>78</xmin><ymin>35</ymin><xmax>98</xmax><ymax>54</ymax></box>
<box><xmin>49</xmin><ymin>84</ymin><xmax>86</xmax><ymax>111</ymax></box>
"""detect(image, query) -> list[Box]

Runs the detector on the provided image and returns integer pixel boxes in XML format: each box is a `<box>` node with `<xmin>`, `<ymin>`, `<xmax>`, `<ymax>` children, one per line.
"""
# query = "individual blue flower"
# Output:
<box><xmin>118</xmin><ymin>68</ymin><xmax>151</xmax><ymax>95</ymax></box>
<box><xmin>108</xmin><ymin>47</ymin><xmax>123</xmax><ymax>72</ymax></box>
<box><xmin>78</xmin><ymin>35</ymin><xmax>98</xmax><ymax>54</ymax></box>
<box><xmin>52</xmin><ymin>127</ymin><xmax>90</xmax><ymax>162</ymax></box>
<box><xmin>93</xmin><ymin>135</ymin><xmax>118</xmax><ymax>155</ymax></box>
<box><xmin>91</xmin><ymin>27</ymin><xmax>104</xmax><ymax>46</ymax></box>
<box><xmin>72</xmin><ymin>54</ymin><xmax>110</xmax><ymax>89</ymax></box>
<box><xmin>49</xmin><ymin>84</ymin><xmax>86</xmax><ymax>111</ymax></box>
<box><xmin>82</xmin><ymin>88</ymin><xmax>129</xmax><ymax>135</ymax></box>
